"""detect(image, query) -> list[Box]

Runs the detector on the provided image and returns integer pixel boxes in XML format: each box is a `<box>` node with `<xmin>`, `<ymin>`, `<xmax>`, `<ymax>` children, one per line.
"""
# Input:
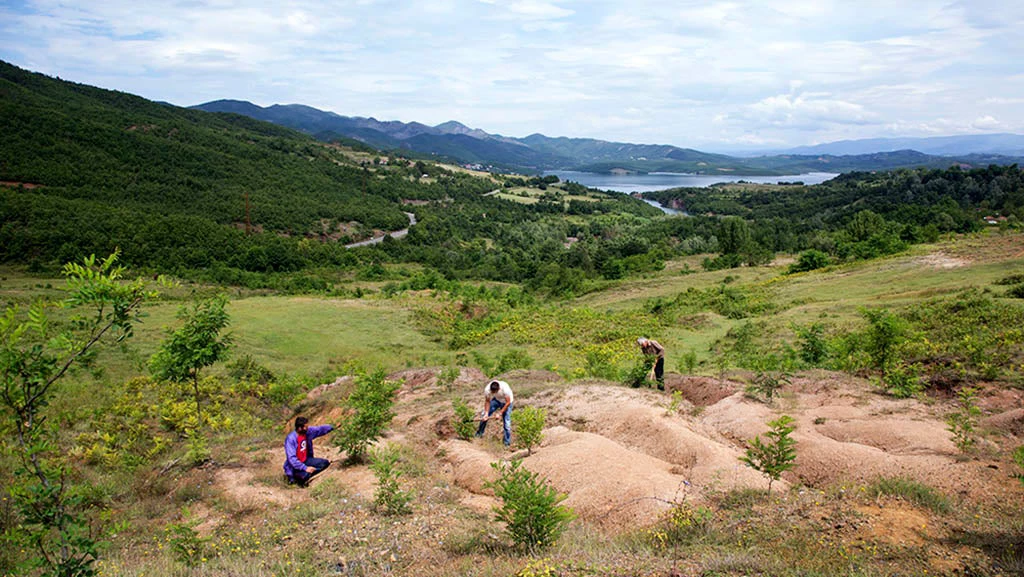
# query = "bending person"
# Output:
<box><xmin>475</xmin><ymin>380</ymin><xmax>514</xmax><ymax>446</ymax></box>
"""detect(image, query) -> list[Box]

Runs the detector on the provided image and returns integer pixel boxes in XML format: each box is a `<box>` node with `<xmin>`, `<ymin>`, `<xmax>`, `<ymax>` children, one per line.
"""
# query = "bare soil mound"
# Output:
<box><xmin>214</xmin><ymin>367</ymin><xmax>1024</xmax><ymax>534</ymax></box>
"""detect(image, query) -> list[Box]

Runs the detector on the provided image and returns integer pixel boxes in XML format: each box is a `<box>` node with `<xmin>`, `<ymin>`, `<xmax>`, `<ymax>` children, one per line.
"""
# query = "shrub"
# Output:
<box><xmin>739</xmin><ymin>415</ymin><xmax>797</xmax><ymax>493</ymax></box>
<box><xmin>946</xmin><ymin>387</ymin><xmax>981</xmax><ymax>453</ymax></box>
<box><xmin>485</xmin><ymin>460</ymin><xmax>574</xmax><ymax>551</ymax></box>
<box><xmin>745</xmin><ymin>371</ymin><xmax>791</xmax><ymax>403</ymax></box>
<box><xmin>513</xmin><ymin>406</ymin><xmax>546</xmax><ymax>455</ymax></box>
<box><xmin>665</xmin><ymin>390</ymin><xmax>685</xmax><ymax>415</ymax></box>
<box><xmin>226</xmin><ymin>354</ymin><xmax>275</xmax><ymax>385</ymax></box>
<box><xmin>496</xmin><ymin>349</ymin><xmax>532</xmax><ymax>373</ymax></box>
<box><xmin>995</xmin><ymin>273</ymin><xmax>1024</xmax><ymax>285</ymax></box>
<box><xmin>862</xmin><ymin>308</ymin><xmax>908</xmax><ymax>371</ymax></box>
<box><xmin>880</xmin><ymin>361</ymin><xmax>925</xmax><ymax>398</ymax></box>
<box><xmin>623</xmin><ymin>358</ymin><xmax>653</xmax><ymax>388</ymax></box>
<box><xmin>436</xmin><ymin>365</ymin><xmax>461</xmax><ymax>392</ymax></box>
<box><xmin>794</xmin><ymin>322</ymin><xmax>829</xmax><ymax>365</ymax></box>
<box><xmin>335</xmin><ymin>368</ymin><xmax>402</xmax><ymax>461</ymax></box>
<box><xmin>1007</xmin><ymin>284</ymin><xmax>1024</xmax><ymax>299</ymax></box>
<box><xmin>369</xmin><ymin>445</ymin><xmax>413</xmax><ymax>515</ymax></box>
<box><xmin>679</xmin><ymin>349</ymin><xmax>698</xmax><ymax>374</ymax></box>
<box><xmin>451</xmin><ymin>398</ymin><xmax>478</xmax><ymax>440</ymax></box>
<box><xmin>788</xmin><ymin>249</ymin><xmax>830</xmax><ymax>274</ymax></box>
<box><xmin>584</xmin><ymin>346</ymin><xmax>619</xmax><ymax>380</ymax></box>
<box><xmin>166</xmin><ymin>510</ymin><xmax>208</xmax><ymax>567</ymax></box>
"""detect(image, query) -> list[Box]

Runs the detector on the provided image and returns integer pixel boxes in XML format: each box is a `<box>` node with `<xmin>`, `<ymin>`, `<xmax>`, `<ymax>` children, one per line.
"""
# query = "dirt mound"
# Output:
<box><xmin>982</xmin><ymin>408</ymin><xmax>1024</xmax><ymax>437</ymax></box>
<box><xmin>665</xmin><ymin>375</ymin><xmax>739</xmax><ymax>406</ymax></box>
<box><xmin>215</xmin><ymin>367</ymin><xmax>1023</xmax><ymax>536</ymax></box>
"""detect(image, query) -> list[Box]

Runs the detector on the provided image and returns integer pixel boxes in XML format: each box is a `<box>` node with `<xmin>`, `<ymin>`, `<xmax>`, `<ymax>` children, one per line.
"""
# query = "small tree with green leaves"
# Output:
<box><xmin>745</xmin><ymin>371</ymin><xmax>791</xmax><ymax>403</ymax></box>
<box><xmin>451</xmin><ymin>398</ymin><xmax>478</xmax><ymax>440</ymax></box>
<box><xmin>149</xmin><ymin>295</ymin><xmax>232</xmax><ymax>434</ymax></box>
<box><xmin>739</xmin><ymin>415</ymin><xmax>798</xmax><ymax>494</ymax></box>
<box><xmin>485</xmin><ymin>460</ymin><xmax>574</xmax><ymax>551</ymax></box>
<box><xmin>336</xmin><ymin>368</ymin><xmax>401</xmax><ymax>462</ymax></box>
<box><xmin>369</xmin><ymin>445</ymin><xmax>413</xmax><ymax>515</ymax></box>
<box><xmin>436</xmin><ymin>365</ymin><xmax>460</xmax><ymax>392</ymax></box>
<box><xmin>0</xmin><ymin>253</ymin><xmax>155</xmax><ymax>576</ymax></box>
<box><xmin>946</xmin><ymin>387</ymin><xmax>982</xmax><ymax>453</ymax></box>
<box><xmin>513</xmin><ymin>406</ymin><xmax>546</xmax><ymax>455</ymax></box>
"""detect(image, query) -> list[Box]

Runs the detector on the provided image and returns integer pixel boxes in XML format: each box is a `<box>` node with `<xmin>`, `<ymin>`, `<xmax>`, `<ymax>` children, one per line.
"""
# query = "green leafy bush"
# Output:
<box><xmin>745</xmin><ymin>371</ymin><xmax>791</xmax><ymax>403</ymax></box>
<box><xmin>946</xmin><ymin>387</ymin><xmax>981</xmax><ymax>453</ymax></box>
<box><xmin>623</xmin><ymin>358</ymin><xmax>653</xmax><ymax>388</ymax></box>
<box><xmin>369</xmin><ymin>445</ymin><xmax>413</xmax><ymax>515</ymax></box>
<box><xmin>485</xmin><ymin>460</ymin><xmax>574</xmax><ymax>551</ymax></box>
<box><xmin>496</xmin><ymin>349</ymin><xmax>532</xmax><ymax>373</ymax></box>
<box><xmin>513</xmin><ymin>406</ymin><xmax>546</xmax><ymax>455</ymax></box>
<box><xmin>436</xmin><ymin>365</ymin><xmax>461</xmax><ymax>392</ymax></box>
<box><xmin>165</xmin><ymin>510</ymin><xmax>208</xmax><ymax>567</ymax></box>
<box><xmin>794</xmin><ymin>322</ymin><xmax>829</xmax><ymax>365</ymax></box>
<box><xmin>788</xmin><ymin>249</ymin><xmax>831</xmax><ymax>274</ymax></box>
<box><xmin>880</xmin><ymin>361</ymin><xmax>925</xmax><ymax>398</ymax></box>
<box><xmin>451</xmin><ymin>398</ymin><xmax>478</xmax><ymax>440</ymax></box>
<box><xmin>226</xmin><ymin>354</ymin><xmax>275</xmax><ymax>385</ymax></box>
<box><xmin>335</xmin><ymin>368</ymin><xmax>401</xmax><ymax>461</ymax></box>
<box><xmin>739</xmin><ymin>415</ymin><xmax>797</xmax><ymax>493</ymax></box>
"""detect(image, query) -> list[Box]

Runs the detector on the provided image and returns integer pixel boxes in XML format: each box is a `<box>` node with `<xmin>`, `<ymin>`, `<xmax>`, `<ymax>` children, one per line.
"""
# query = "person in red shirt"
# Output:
<box><xmin>283</xmin><ymin>416</ymin><xmax>334</xmax><ymax>487</ymax></box>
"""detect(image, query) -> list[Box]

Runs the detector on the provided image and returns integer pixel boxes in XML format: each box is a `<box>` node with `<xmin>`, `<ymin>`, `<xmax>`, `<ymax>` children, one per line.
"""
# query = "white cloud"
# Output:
<box><xmin>0</xmin><ymin>0</ymin><xmax>1022</xmax><ymax>147</ymax></box>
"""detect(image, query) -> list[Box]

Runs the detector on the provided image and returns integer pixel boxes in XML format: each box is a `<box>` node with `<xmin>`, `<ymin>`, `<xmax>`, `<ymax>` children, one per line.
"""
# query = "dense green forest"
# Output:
<box><xmin>642</xmin><ymin>165</ymin><xmax>1023</xmax><ymax>270</ymax></box>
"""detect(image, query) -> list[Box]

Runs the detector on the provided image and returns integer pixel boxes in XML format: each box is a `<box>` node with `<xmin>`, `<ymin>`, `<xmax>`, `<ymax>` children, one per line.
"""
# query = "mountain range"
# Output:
<box><xmin>193</xmin><ymin>100</ymin><xmax>1024</xmax><ymax>176</ymax></box>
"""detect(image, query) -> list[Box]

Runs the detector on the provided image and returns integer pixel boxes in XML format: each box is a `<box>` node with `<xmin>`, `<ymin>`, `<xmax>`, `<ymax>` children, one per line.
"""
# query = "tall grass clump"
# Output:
<box><xmin>866</xmin><ymin>477</ymin><xmax>950</xmax><ymax>514</ymax></box>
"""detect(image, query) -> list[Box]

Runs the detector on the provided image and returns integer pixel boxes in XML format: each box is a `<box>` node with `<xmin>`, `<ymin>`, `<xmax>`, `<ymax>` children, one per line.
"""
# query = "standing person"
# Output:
<box><xmin>475</xmin><ymin>380</ymin><xmax>514</xmax><ymax>447</ymax></box>
<box><xmin>637</xmin><ymin>337</ymin><xmax>666</xmax><ymax>391</ymax></box>
<box><xmin>283</xmin><ymin>416</ymin><xmax>334</xmax><ymax>487</ymax></box>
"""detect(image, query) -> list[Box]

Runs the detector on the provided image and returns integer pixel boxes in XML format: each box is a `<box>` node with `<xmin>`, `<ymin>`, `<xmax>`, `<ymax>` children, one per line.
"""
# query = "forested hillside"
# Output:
<box><xmin>0</xmin><ymin>60</ymin><xmax>661</xmax><ymax>290</ymax></box>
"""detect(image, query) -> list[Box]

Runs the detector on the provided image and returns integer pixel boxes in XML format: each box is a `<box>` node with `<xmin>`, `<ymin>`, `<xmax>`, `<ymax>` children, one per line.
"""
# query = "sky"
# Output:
<box><xmin>1</xmin><ymin>0</ymin><xmax>1022</xmax><ymax>151</ymax></box>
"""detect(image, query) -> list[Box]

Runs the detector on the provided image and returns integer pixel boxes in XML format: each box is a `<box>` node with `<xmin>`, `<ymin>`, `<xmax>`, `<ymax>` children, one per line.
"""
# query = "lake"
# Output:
<box><xmin>544</xmin><ymin>170</ymin><xmax>840</xmax><ymax>193</ymax></box>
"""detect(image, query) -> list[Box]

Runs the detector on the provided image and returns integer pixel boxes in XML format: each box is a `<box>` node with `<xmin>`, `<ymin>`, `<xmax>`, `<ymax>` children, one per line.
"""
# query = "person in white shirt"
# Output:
<box><xmin>475</xmin><ymin>380</ymin><xmax>514</xmax><ymax>446</ymax></box>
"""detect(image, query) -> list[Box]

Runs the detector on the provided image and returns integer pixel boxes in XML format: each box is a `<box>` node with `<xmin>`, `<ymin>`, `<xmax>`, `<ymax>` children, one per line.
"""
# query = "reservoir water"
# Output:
<box><xmin>544</xmin><ymin>170</ymin><xmax>840</xmax><ymax>194</ymax></box>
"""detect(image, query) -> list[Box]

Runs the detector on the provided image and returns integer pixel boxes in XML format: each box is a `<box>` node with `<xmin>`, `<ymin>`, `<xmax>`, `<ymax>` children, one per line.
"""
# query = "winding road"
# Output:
<box><xmin>344</xmin><ymin>212</ymin><xmax>417</xmax><ymax>248</ymax></box>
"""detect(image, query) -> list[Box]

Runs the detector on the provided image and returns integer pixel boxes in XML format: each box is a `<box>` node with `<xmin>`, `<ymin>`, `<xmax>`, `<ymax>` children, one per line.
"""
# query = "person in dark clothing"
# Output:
<box><xmin>283</xmin><ymin>416</ymin><xmax>334</xmax><ymax>487</ymax></box>
<box><xmin>637</xmin><ymin>337</ymin><xmax>666</xmax><ymax>390</ymax></box>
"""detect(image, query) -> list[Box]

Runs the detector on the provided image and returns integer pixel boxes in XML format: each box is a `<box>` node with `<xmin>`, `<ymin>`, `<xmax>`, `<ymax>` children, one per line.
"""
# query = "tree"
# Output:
<box><xmin>485</xmin><ymin>460</ymin><xmax>574</xmax><ymax>551</ymax></box>
<box><xmin>149</xmin><ymin>295</ymin><xmax>232</xmax><ymax>433</ymax></box>
<box><xmin>718</xmin><ymin>216</ymin><xmax>751</xmax><ymax>255</ymax></box>
<box><xmin>513</xmin><ymin>406</ymin><xmax>546</xmax><ymax>455</ymax></box>
<box><xmin>0</xmin><ymin>252</ymin><xmax>154</xmax><ymax>576</ymax></box>
<box><xmin>336</xmin><ymin>368</ymin><xmax>401</xmax><ymax>461</ymax></box>
<box><xmin>739</xmin><ymin>415</ymin><xmax>797</xmax><ymax>493</ymax></box>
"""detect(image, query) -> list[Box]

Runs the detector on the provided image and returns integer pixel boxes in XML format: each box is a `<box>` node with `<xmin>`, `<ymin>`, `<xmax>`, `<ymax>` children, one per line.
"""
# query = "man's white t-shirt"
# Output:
<box><xmin>483</xmin><ymin>380</ymin><xmax>514</xmax><ymax>404</ymax></box>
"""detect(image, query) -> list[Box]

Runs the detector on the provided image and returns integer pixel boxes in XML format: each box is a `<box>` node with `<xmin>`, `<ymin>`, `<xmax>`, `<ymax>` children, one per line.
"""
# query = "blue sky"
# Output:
<box><xmin>1</xmin><ymin>0</ymin><xmax>1022</xmax><ymax>150</ymax></box>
